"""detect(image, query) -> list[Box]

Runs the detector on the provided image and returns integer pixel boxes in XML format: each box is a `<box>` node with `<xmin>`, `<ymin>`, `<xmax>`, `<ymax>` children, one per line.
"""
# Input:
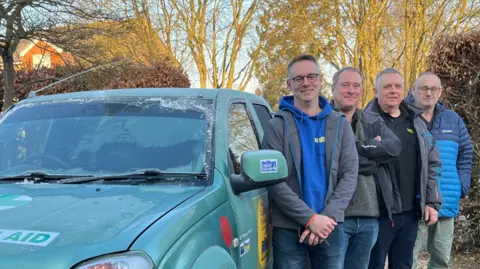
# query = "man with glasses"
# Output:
<box><xmin>262</xmin><ymin>54</ymin><xmax>358</xmax><ymax>269</ymax></box>
<box><xmin>406</xmin><ymin>72</ymin><xmax>473</xmax><ymax>269</ymax></box>
<box><xmin>364</xmin><ymin>68</ymin><xmax>442</xmax><ymax>269</ymax></box>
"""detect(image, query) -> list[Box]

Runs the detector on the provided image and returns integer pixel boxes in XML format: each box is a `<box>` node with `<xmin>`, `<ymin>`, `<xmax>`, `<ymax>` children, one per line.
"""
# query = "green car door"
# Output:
<box><xmin>215</xmin><ymin>90</ymin><xmax>274</xmax><ymax>269</ymax></box>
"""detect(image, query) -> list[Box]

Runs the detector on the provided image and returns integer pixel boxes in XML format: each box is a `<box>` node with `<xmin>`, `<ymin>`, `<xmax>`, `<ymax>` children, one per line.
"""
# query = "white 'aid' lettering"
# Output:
<box><xmin>4</xmin><ymin>232</ymin><xmax>21</xmax><ymax>241</ymax></box>
<box><xmin>0</xmin><ymin>229</ymin><xmax>59</xmax><ymax>247</ymax></box>
<box><xmin>29</xmin><ymin>234</ymin><xmax>50</xmax><ymax>244</ymax></box>
<box><xmin>20</xmin><ymin>232</ymin><xmax>35</xmax><ymax>242</ymax></box>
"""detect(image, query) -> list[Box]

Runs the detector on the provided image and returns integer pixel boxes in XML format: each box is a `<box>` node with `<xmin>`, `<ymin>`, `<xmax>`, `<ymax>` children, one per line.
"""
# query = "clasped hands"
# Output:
<box><xmin>299</xmin><ymin>214</ymin><xmax>337</xmax><ymax>246</ymax></box>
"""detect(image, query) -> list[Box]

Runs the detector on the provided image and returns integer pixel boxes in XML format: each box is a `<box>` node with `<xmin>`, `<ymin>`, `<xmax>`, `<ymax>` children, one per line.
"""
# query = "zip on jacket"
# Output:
<box><xmin>275</xmin><ymin>112</ymin><xmax>343</xmax><ymax>201</ymax></box>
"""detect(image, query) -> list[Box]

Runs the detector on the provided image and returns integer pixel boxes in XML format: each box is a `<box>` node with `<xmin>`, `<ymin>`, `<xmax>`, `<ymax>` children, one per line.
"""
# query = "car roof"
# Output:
<box><xmin>14</xmin><ymin>88</ymin><xmax>270</xmax><ymax>110</ymax></box>
<box><xmin>17</xmin><ymin>88</ymin><xmax>225</xmax><ymax>104</ymax></box>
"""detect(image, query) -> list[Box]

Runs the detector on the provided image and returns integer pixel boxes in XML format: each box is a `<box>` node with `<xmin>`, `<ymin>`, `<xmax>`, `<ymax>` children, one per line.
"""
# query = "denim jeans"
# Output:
<box><xmin>368</xmin><ymin>210</ymin><xmax>419</xmax><ymax>269</ymax></box>
<box><xmin>272</xmin><ymin>224</ymin><xmax>344</xmax><ymax>269</ymax></box>
<box><xmin>341</xmin><ymin>217</ymin><xmax>379</xmax><ymax>269</ymax></box>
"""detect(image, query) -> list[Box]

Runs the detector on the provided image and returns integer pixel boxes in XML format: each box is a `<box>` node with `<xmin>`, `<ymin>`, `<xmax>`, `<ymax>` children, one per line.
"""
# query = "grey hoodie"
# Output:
<box><xmin>262</xmin><ymin>106</ymin><xmax>358</xmax><ymax>229</ymax></box>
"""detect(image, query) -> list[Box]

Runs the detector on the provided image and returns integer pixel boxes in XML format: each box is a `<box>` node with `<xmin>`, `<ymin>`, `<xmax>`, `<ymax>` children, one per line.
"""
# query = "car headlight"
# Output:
<box><xmin>73</xmin><ymin>251</ymin><xmax>155</xmax><ymax>269</ymax></box>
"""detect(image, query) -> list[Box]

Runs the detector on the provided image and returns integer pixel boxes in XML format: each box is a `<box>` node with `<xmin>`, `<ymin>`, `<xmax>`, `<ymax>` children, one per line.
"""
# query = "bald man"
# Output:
<box><xmin>406</xmin><ymin>72</ymin><xmax>473</xmax><ymax>269</ymax></box>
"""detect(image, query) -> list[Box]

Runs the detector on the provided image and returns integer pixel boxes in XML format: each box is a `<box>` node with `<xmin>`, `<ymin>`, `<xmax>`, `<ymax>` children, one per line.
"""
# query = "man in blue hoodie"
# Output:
<box><xmin>406</xmin><ymin>72</ymin><xmax>473</xmax><ymax>269</ymax></box>
<box><xmin>262</xmin><ymin>54</ymin><xmax>358</xmax><ymax>269</ymax></box>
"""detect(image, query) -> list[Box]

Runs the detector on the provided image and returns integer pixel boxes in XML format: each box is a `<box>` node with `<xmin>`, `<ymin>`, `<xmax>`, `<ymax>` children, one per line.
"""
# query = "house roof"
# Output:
<box><xmin>12</xmin><ymin>40</ymin><xmax>33</xmax><ymax>63</ymax></box>
<box><xmin>12</xmin><ymin>39</ymin><xmax>64</xmax><ymax>63</ymax></box>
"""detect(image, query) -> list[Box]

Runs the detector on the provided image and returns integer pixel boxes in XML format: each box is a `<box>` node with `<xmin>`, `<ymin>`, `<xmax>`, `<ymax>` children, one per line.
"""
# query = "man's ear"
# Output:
<box><xmin>374</xmin><ymin>87</ymin><xmax>378</xmax><ymax>97</ymax></box>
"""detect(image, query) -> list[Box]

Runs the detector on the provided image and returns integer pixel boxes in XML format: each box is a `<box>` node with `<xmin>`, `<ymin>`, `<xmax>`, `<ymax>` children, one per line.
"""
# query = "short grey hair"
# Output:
<box><xmin>414</xmin><ymin>71</ymin><xmax>442</xmax><ymax>88</ymax></box>
<box><xmin>375</xmin><ymin>68</ymin><xmax>403</xmax><ymax>89</ymax></box>
<box><xmin>331</xmin><ymin>66</ymin><xmax>364</xmax><ymax>91</ymax></box>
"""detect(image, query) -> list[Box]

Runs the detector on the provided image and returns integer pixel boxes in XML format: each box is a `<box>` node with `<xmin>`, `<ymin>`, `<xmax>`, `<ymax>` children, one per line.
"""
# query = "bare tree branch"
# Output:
<box><xmin>1</xmin><ymin>0</ymin><xmax>120</xmax><ymax>109</ymax></box>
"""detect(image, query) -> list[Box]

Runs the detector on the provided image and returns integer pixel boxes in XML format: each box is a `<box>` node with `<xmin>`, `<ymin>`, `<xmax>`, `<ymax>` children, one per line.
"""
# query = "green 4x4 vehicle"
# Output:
<box><xmin>0</xmin><ymin>88</ymin><xmax>288</xmax><ymax>269</ymax></box>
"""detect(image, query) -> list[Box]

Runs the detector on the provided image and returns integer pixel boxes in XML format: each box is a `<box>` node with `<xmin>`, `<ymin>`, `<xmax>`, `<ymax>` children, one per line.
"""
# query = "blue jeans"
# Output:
<box><xmin>341</xmin><ymin>217</ymin><xmax>379</xmax><ymax>269</ymax></box>
<box><xmin>272</xmin><ymin>224</ymin><xmax>344</xmax><ymax>269</ymax></box>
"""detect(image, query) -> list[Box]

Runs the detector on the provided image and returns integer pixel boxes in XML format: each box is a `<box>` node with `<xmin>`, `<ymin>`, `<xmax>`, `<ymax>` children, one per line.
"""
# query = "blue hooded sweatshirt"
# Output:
<box><xmin>279</xmin><ymin>95</ymin><xmax>333</xmax><ymax>213</ymax></box>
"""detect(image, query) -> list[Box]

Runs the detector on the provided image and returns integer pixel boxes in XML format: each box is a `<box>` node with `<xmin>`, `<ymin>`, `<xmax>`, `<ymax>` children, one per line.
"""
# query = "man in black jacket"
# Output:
<box><xmin>366</xmin><ymin>68</ymin><xmax>442</xmax><ymax>269</ymax></box>
<box><xmin>330</xmin><ymin>67</ymin><xmax>402</xmax><ymax>269</ymax></box>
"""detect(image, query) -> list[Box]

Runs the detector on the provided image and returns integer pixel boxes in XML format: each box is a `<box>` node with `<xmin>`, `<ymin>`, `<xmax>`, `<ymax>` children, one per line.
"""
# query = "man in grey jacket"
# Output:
<box><xmin>330</xmin><ymin>67</ymin><xmax>402</xmax><ymax>269</ymax></box>
<box><xmin>365</xmin><ymin>68</ymin><xmax>443</xmax><ymax>269</ymax></box>
<box><xmin>262</xmin><ymin>54</ymin><xmax>358</xmax><ymax>269</ymax></box>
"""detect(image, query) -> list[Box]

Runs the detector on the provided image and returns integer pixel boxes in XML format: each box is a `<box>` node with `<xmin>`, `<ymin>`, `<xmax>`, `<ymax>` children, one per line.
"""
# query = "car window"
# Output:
<box><xmin>228</xmin><ymin>103</ymin><xmax>259</xmax><ymax>174</ymax></box>
<box><xmin>252</xmin><ymin>104</ymin><xmax>272</xmax><ymax>132</ymax></box>
<box><xmin>0</xmin><ymin>98</ymin><xmax>213</xmax><ymax>177</ymax></box>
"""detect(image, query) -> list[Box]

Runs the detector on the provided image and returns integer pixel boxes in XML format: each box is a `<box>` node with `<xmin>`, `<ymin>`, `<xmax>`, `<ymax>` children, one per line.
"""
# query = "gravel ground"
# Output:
<box><xmin>386</xmin><ymin>250</ymin><xmax>480</xmax><ymax>269</ymax></box>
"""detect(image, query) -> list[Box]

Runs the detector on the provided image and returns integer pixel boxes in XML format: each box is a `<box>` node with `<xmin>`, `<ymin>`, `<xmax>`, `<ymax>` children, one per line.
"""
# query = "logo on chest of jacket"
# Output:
<box><xmin>314</xmin><ymin>137</ymin><xmax>325</xmax><ymax>143</ymax></box>
<box><xmin>442</xmin><ymin>129</ymin><xmax>453</xmax><ymax>133</ymax></box>
<box><xmin>362</xmin><ymin>144</ymin><xmax>377</xmax><ymax>149</ymax></box>
<box><xmin>407</xmin><ymin>128</ymin><xmax>415</xmax><ymax>134</ymax></box>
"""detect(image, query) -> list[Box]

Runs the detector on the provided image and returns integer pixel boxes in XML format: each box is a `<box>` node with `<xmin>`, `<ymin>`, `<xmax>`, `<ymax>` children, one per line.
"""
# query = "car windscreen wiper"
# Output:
<box><xmin>0</xmin><ymin>171</ymin><xmax>93</xmax><ymax>183</ymax></box>
<box><xmin>59</xmin><ymin>168</ymin><xmax>207</xmax><ymax>184</ymax></box>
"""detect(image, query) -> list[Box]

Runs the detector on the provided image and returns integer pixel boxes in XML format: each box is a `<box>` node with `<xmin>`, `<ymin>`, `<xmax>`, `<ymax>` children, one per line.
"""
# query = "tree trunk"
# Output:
<box><xmin>2</xmin><ymin>54</ymin><xmax>15</xmax><ymax>111</ymax></box>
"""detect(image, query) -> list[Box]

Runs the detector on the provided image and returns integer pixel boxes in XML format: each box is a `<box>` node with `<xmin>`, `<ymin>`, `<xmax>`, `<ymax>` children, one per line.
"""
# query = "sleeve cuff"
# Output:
<box><xmin>426</xmin><ymin>202</ymin><xmax>441</xmax><ymax>211</ymax></box>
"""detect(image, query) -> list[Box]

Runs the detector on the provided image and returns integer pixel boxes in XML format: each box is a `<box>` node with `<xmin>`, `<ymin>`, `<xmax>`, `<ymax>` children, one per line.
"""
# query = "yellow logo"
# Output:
<box><xmin>256</xmin><ymin>195</ymin><xmax>269</xmax><ymax>268</ymax></box>
<box><xmin>407</xmin><ymin>128</ymin><xmax>415</xmax><ymax>134</ymax></box>
<box><xmin>314</xmin><ymin>137</ymin><xmax>325</xmax><ymax>143</ymax></box>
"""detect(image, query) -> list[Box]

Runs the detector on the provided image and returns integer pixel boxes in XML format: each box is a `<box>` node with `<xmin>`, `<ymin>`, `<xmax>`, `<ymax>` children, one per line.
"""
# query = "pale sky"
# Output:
<box><xmin>186</xmin><ymin>57</ymin><xmax>337</xmax><ymax>98</ymax></box>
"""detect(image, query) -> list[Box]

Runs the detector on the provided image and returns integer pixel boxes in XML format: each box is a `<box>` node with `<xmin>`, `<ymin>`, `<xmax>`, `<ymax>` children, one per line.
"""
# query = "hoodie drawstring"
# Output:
<box><xmin>316</xmin><ymin>115</ymin><xmax>321</xmax><ymax>155</ymax></box>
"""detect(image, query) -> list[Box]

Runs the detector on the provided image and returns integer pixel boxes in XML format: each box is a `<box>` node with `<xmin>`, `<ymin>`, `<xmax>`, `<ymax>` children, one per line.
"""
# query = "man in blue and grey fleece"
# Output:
<box><xmin>330</xmin><ymin>67</ymin><xmax>402</xmax><ymax>269</ymax></box>
<box><xmin>366</xmin><ymin>68</ymin><xmax>443</xmax><ymax>269</ymax></box>
<box><xmin>407</xmin><ymin>72</ymin><xmax>473</xmax><ymax>269</ymax></box>
<box><xmin>262</xmin><ymin>54</ymin><xmax>358</xmax><ymax>269</ymax></box>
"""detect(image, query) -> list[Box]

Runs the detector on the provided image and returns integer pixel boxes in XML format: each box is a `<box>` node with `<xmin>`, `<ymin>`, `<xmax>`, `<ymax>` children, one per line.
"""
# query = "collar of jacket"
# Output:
<box><xmin>329</xmin><ymin>99</ymin><xmax>362</xmax><ymax>137</ymax></box>
<box><xmin>365</xmin><ymin>97</ymin><xmax>423</xmax><ymax>119</ymax></box>
<box><xmin>404</xmin><ymin>89</ymin><xmax>447</xmax><ymax>129</ymax></box>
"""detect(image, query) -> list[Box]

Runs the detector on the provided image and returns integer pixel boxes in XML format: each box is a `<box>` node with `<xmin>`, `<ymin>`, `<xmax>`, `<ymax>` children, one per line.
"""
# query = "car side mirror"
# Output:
<box><xmin>230</xmin><ymin>149</ymin><xmax>287</xmax><ymax>195</ymax></box>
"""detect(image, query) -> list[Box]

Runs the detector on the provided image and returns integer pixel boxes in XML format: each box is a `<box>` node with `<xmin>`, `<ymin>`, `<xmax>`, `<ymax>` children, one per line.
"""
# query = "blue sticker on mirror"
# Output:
<box><xmin>260</xmin><ymin>159</ymin><xmax>277</xmax><ymax>173</ymax></box>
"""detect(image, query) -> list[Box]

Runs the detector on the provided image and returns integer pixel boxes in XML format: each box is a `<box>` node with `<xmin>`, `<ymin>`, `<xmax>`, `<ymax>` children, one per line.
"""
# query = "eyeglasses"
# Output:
<box><xmin>418</xmin><ymin>86</ymin><xmax>441</xmax><ymax>94</ymax></box>
<box><xmin>289</xmin><ymin>73</ymin><xmax>320</xmax><ymax>85</ymax></box>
